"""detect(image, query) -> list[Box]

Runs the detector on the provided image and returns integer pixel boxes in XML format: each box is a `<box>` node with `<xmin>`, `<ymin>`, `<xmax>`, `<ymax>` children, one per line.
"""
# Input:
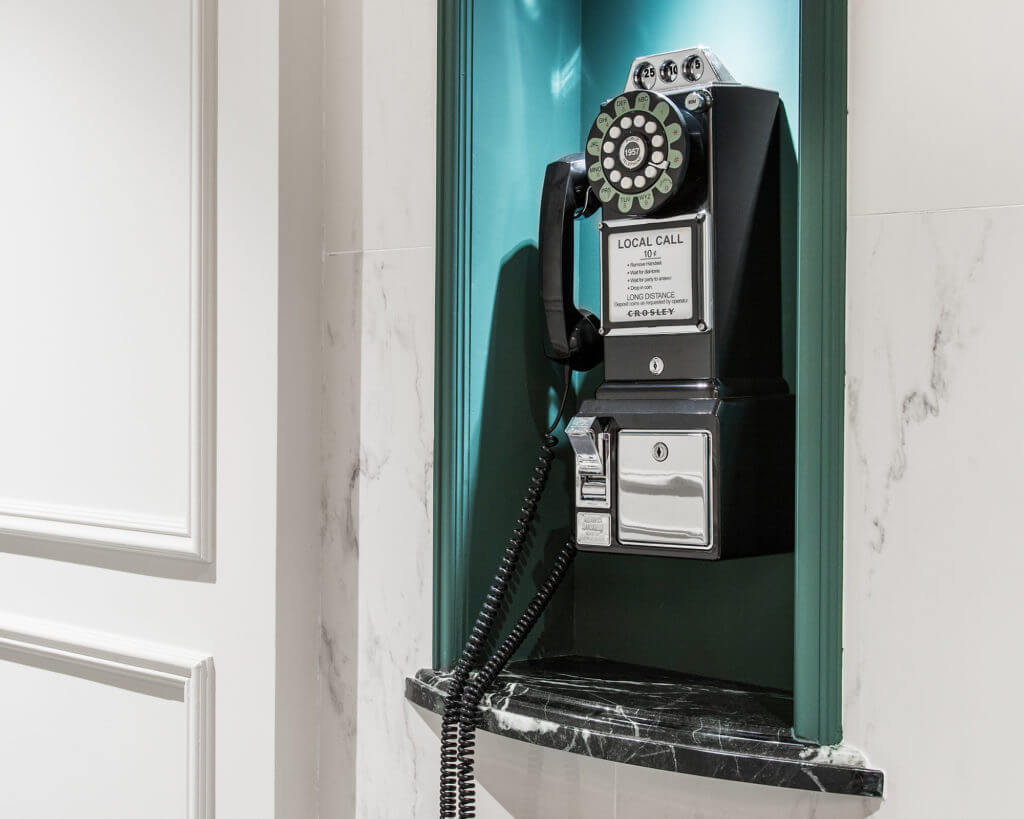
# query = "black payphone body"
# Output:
<box><xmin>540</xmin><ymin>47</ymin><xmax>794</xmax><ymax>560</ymax></box>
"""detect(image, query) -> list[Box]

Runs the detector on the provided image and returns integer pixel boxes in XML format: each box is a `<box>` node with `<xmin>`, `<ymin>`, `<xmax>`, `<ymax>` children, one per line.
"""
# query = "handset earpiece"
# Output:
<box><xmin>538</xmin><ymin>154</ymin><xmax>603</xmax><ymax>371</ymax></box>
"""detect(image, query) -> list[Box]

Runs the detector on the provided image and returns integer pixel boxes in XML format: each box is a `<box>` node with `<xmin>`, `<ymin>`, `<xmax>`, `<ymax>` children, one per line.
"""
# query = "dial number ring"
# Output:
<box><xmin>585</xmin><ymin>89</ymin><xmax>689</xmax><ymax>216</ymax></box>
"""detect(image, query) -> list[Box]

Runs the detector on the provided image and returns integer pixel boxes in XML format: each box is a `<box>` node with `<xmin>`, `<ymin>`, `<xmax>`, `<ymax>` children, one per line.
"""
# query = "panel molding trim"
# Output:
<box><xmin>0</xmin><ymin>613</ymin><xmax>214</xmax><ymax>819</ymax></box>
<box><xmin>793</xmin><ymin>0</ymin><xmax>847</xmax><ymax>745</ymax></box>
<box><xmin>0</xmin><ymin>0</ymin><xmax>217</xmax><ymax>563</ymax></box>
<box><xmin>432</xmin><ymin>0</ymin><xmax>474</xmax><ymax>668</ymax></box>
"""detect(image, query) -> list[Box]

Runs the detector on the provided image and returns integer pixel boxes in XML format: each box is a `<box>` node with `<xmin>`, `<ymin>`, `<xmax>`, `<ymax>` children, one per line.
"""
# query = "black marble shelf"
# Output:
<box><xmin>406</xmin><ymin>656</ymin><xmax>883</xmax><ymax>798</ymax></box>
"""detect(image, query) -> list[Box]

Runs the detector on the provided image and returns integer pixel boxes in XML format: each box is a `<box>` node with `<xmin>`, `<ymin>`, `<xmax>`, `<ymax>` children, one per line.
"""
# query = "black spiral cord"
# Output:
<box><xmin>455</xmin><ymin>541</ymin><xmax>576</xmax><ymax>816</ymax></box>
<box><xmin>438</xmin><ymin>365</ymin><xmax>576</xmax><ymax>818</ymax></box>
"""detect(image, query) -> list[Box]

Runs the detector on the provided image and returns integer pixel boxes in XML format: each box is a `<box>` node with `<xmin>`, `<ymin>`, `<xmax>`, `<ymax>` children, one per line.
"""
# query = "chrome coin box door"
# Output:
<box><xmin>567</xmin><ymin>391</ymin><xmax>793</xmax><ymax>561</ymax></box>
<box><xmin>616</xmin><ymin>430</ymin><xmax>711</xmax><ymax>549</ymax></box>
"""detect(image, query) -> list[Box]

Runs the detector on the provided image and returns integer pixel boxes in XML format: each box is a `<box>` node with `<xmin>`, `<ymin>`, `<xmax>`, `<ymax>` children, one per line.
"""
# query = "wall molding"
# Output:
<box><xmin>0</xmin><ymin>613</ymin><xmax>214</xmax><ymax>819</ymax></box>
<box><xmin>432</xmin><ymin>0</ymin><xmax>474</xmax><ymax>668</ymax></box>
<box><xmin>793</xmin><ymin>0</ymin><xmax>848</xmax><ymax>745</ymax></box>
<box><xmin>0</xmin><ymin>0</ymin><xmax>217</xmax><ymax>564</ymax></box>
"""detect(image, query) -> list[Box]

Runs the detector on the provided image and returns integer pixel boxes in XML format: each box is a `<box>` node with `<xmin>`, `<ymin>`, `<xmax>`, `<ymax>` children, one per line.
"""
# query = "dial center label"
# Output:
<box><xmin>607</xmin><ymin>225</ymin><xmax>693</xmax><ymax>323</ymax></box>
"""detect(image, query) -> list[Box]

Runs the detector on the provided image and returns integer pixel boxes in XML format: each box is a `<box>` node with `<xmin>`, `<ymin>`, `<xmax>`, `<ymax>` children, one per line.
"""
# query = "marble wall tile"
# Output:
<box><xmin>470</xmin><ymin>729</ymin><xmax>617</xmax><ymax>819</ymax></box>
<box><xmin>354</xmin><ymin>246</ymin><xmax>437</xmax><ymax>817</ymax></box>
<box><xmin>359</xmin><ymin>0</ymin><xmax>437</xmax><ymax>252</ymax></box>
<box><xmin>324</xmin><ymin>0</ymin><xmax>363</xmax><ymax>253</ymax></box>
<box><xmin>848</xmin><ymin>0</ymin><xmax>1024</xmax><ymax>216</ymax></box>
<box><xmin>409</xmin><ymin>706</ymin><xmax>618</xmax><ymax>818</ymax></box>
<box><xmin>844</xmin><ymin>204</ymin><xmax>1024</xmax><ymax>816</ymax></box>
<box><xmin>320</xmin><ymin>252</ymin><xmax>363</xmax><ymax>818</ymax></box>
<box><xmin>325</xmin><ymin>0</ymin><xmax>435</xmax><ymax>255</ymax></box>
<box><xmin>614</xmin><ymin>765</ymin><xmax>877</xmax><ymax>818</ymax></box>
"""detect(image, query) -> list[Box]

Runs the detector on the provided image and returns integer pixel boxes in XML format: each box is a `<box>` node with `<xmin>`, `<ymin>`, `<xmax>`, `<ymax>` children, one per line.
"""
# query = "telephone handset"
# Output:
<box><xmin>438</xmin><ymin>48</ymin><xmax>794</xmax><ymax>817</ymax></box>
<box><xmin>538</xmin><ymin>155</ymin><xmax>601</xmax><ymax>371</ymax></box>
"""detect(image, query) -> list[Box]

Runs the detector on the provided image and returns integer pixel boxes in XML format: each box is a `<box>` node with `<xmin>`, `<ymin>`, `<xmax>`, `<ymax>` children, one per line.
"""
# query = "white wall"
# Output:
<box><xmin>0</xmin><ymin>1</ymin><xmax>323</xmax><ymax>816</ymax></box>
<box><xmin>319</xmin><ymin>0</ymin><xmax>439</xmax><ymax>816</ymax></box>
<box><xmin>842</xmin><ymin>0</ymin><xmax>1024</xmax><ymax>815</ymax></box>
<box><xmin>321</xmin><ymin>0</ymin><xmax>1024</xmax><ymax>816</ymax></box>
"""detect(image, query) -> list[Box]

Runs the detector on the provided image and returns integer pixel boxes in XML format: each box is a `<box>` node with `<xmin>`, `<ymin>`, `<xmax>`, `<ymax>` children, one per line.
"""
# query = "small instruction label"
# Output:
<box><xmin>576</xmin><ymin>512</ymin><xmax>611</xmax><ymax>547</ymax></box>
<box><xmin>607</xmin><ymin>225</ymin><xmax>693</xmax><ymax>324</ymax></box>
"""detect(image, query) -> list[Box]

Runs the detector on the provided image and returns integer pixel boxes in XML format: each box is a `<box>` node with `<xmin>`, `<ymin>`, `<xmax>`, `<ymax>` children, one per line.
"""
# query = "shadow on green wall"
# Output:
<box><xmin>464</xmin><ymin>243</ymin><xmax>578</xmax><ymax>660</ymax></box>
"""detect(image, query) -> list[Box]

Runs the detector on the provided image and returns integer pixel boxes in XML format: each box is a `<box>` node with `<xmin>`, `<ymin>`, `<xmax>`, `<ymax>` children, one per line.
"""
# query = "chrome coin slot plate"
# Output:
<box><xmin>616</xmin><ymin>430</ymin><xmax>712</xmax><ymax>548</ymax></box>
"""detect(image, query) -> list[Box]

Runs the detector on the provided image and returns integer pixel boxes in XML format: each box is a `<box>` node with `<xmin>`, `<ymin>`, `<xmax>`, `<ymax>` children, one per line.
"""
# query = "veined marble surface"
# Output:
<box><xmin>319</xmin><ymin>252</ymin><xmax>363</xmax><ymax>816</ymax></box>
<box><xmin>321</xmin><ymin>247</ymin><xmax>438</xmax><ymax>818</ymax></box>
<box><xmin>319</xmin><ymin>0</ymin><xmax>439</xmax><ymax>815</ymax></box>
<box><xmin>844</xmin><ymin>204</ymin><xmax>1024</xmax><ymax>817</ymax></box>
<box><xmin>407</xmin><ymin>657</ymin><xmax>883</xmax><ymax>798</ymax></box>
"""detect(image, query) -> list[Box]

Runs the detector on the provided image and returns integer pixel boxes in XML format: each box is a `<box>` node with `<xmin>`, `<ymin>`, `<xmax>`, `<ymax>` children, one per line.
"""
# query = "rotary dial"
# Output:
<box><xmin>585</xmin><ymin>90</ymin><xmax>688</xmax><ymax>216</ymax></box>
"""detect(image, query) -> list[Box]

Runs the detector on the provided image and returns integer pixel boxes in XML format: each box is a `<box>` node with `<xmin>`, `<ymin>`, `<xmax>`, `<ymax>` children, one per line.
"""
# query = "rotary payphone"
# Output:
<box><xmin>541</xmin><ymin>46</ymin><xmax>793</xmax><ymax>559</ymax></box>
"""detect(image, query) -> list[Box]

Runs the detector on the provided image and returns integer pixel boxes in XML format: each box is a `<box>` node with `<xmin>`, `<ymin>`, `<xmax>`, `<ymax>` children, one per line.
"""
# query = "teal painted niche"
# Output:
<box><xmin>461</xmin><ymin>0</ymin><xmax>584</xmax><ymax>662</ymax></box>
<box><xmin>435</xmin><ymin>0</ymin><xmax>844</xmax><ymax>741</ymax></box>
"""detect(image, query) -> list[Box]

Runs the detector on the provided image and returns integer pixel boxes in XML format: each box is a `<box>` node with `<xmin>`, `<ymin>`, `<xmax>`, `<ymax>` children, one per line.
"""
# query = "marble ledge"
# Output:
<box><xmin>405</xmin><ymin>656</ymin><xmax>883</xmax><ymax>798</ymax></box>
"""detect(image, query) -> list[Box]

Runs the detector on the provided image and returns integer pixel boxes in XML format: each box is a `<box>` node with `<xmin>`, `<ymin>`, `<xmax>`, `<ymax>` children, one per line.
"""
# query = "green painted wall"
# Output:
<box><xmin>448</xmin><ymin>0</ymin><xmax>802</xmax><ymax>691</ymax></box>
<box><xmin>462</xmin><ymin>0</ymin><xmax>583</xmax><ymax>661</ymax></box>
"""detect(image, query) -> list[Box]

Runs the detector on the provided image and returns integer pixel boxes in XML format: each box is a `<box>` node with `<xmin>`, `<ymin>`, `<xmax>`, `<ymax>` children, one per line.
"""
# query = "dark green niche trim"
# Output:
<box><xmin>793</xmin><ymin>0</ymin><xmax>847</xmax><ymax>745</ymax></box>
<box><xmin>433</xmin><ymin>0</ymin><xmax>474</xmax><ymax>669</ymax></box>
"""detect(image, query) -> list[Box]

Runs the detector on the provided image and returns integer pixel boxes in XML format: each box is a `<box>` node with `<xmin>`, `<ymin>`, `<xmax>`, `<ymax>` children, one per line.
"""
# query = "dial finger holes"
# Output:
<box><xmin>644</xmin><ymin>121</ymin><xmax>657</xmax><ymax>134</ymax></box>
<box><xmin>603</xmin><ymin>141</ymin><xmax>615</xmax><ymax>153</ymax></box>
<box><xmin>609</xmin><ymin>170</ymin><xmax>622</xmax><ymax>182</ymax></box>
<box><xmin>651</xmin><ymin>150</ymin><xmax>665</xmax><ymax>164</ymax></box>
<box><xmin>620</xmin><ymin>177</ymin><xmax>633</xmax><ymax>190</ymax></box>
<box><xmin>651</xmin><ymin>134</ymin><xmax>664</xmax><ymax>148</ymax></box>
<box><xmin>633</xmin><ymin>114</ymin><xmax>646</xmax><ymax>127</ymax></box>
<box><xmin>620</xmin><ymin>116</ymin><xmax>633</xmax><ymax>129</ymax></box>
<box><xmin>644</xmin><ymin>165</ymin><xmax>658</xmax><ymax>178</ymax></box>
<box><xmin>633</xmin><ymin>174</ymin><xmax>646</xmax><ymax>188</ymax></box>
<box><xmin>603</xmin><ymin>157</ymin><xmax>615</xmax><ymax>169</ymax></box>
<box><xmin>609</xmin><ymin>125</ymin><xmax>621</xmax><ymax>138</ymax></box>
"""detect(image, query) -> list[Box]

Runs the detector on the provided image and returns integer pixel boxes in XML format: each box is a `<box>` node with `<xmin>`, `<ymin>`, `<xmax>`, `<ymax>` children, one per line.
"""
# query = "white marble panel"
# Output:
<box><xmin>409</xmin><ymin>706</ymin><xmax>617</xmax><ymax>818</ymax></box>
<box><xmin>360</xmin><ymin>0</ymin><xmax>437</xmax><ymax>251</ymax></box>
<box><xmin>353</xmin><ymin>246</ymin><xmax>436</xmax><ymax>817</ymax></box>
<box><xmin>845</xmin><ymin>205</ymin><xmax>1024</xmax><ymax>816</ymax></box>
<box><xmin>615</xmin><ymin>765</ymin><xmax>877</xmax><ymax>818</ymax></box>
<box><xmin>472</xmin><ymin>728</ymin><xmax>617</xmax><ymax>818</ymax></box>
<box><xmin>324</xmin><ymin>0</ymin><xmax>364</xmax><ymax>253</ymax></box>
<box><xmin>848</xmin><ymin>0</ymin><xmax>1024</xmax><ymax>215</ymax></box>
<box><xmin>320</xmin><ymin>252</ymin><xmax>363</xmax><ymax>818</ymax></box>
<box><xmin>325</xmin><ymin>0</ymin><xmax>435</xmax><ymax>254</ymax></box>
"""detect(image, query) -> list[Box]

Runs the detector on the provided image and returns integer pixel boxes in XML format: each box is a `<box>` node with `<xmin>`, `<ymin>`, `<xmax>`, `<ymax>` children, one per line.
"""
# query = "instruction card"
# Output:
<box><xmin>606</xmin><ymin>225</ymin><xmax>693</xmax><ymax>324</ymax></box>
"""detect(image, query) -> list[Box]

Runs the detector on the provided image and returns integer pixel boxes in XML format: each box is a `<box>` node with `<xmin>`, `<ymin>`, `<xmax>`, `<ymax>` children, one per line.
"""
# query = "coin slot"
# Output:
<box><xmin>682</xmin><ymin>54</ymin><xmax>705</xmax><ymax>82</ymax></box>
<box><xmin>633</xmin><ymin>61</ymin><xmax>657</xmax><ymax>90</ymax></box>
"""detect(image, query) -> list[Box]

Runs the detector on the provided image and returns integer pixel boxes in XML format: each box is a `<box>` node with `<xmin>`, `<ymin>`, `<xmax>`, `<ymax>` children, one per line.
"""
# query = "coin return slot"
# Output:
<box><xmin>581</xmin><ymin>476</ymin><xmax>608</xmax><ymax>500</ymax></box>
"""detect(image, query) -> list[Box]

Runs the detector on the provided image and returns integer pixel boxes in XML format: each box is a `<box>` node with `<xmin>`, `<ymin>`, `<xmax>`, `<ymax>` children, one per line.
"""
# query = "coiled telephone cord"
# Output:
<box><xmin>438</xmin><ymin>366</ymin><xmax>572</xmax><ymax>818</ymax></box>
<box><xmin>455</xmin><ymin>539</ymin><xmax>577</xmax><ymax>817</ymax></box>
